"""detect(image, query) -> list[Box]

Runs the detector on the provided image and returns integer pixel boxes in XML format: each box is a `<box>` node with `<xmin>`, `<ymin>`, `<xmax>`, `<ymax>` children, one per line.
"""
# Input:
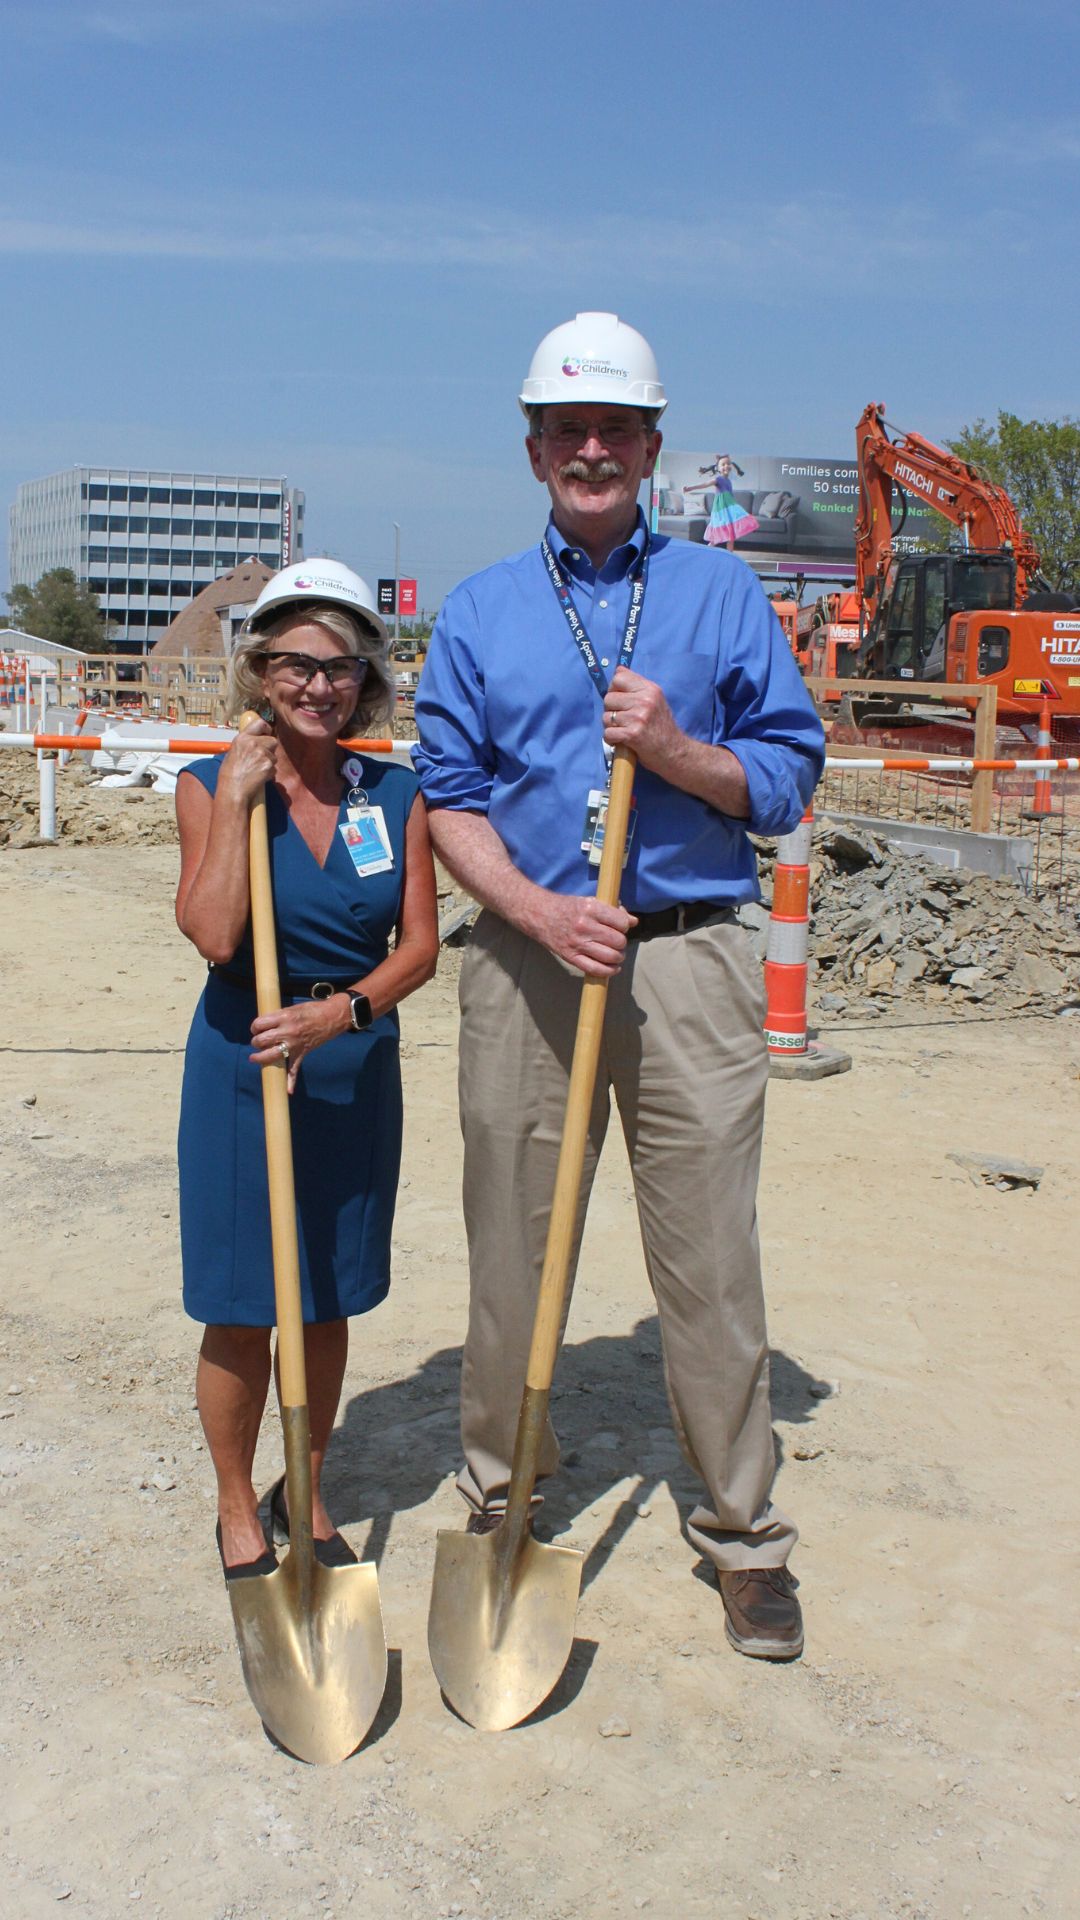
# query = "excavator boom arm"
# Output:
<box><xmin>855</xmin><ymin>404</ymin><xmax>1040</xmax><ymax>606</ymax></box>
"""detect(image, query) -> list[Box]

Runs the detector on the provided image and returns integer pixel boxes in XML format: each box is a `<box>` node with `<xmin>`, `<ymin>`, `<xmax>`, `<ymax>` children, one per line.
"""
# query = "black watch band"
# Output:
<box><xmin>347</xmin><ymin>992</ymin><xmax>374</xmax><ymax>1032</ymax></box>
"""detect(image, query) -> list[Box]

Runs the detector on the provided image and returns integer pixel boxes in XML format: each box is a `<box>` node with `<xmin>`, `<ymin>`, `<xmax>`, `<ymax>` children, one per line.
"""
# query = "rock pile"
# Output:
<box><xmin>748</xmin><ymin>824</ymin><xmax>1080</xmax><ymax>1022</ymax></box>
<box><xmin>0</xmin><ymin>749</ymin><xmax>178</xmax><ymax>851</ymax></box>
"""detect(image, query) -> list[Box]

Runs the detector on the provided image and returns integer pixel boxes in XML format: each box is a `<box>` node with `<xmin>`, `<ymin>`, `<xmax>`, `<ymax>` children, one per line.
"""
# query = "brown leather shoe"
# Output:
<box><xmin>465</xmin><ymin>1510</ymin><xmax>505</xmax><ymax>1536</ymax></box>
<box><xmin>716</xmin><ymin>1565</ymin><xmax>804</xmax><ymax>1660</ymax></box>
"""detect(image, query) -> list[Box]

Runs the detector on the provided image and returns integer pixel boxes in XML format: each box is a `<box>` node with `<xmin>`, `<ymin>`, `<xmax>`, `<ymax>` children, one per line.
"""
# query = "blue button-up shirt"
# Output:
<box><xmin>414</xmin><ymin>511</ymin><xmax>825</xmax><ymax>911</ymax></box>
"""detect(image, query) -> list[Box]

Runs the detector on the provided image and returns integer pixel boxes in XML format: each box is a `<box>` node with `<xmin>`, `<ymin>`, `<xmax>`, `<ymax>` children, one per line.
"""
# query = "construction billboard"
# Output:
<box><xmin>651</xmin><ymin>452</ymin><xmax>940</xmax><ymax>566</ymax></box>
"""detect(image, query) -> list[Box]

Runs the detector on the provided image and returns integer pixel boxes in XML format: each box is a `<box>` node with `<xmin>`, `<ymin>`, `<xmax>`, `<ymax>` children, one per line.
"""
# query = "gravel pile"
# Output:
<box><xmin>747</xmin><ymin>824</ymin><xmax>1080</xmax><ymax>1021</ymax></box>
<box><xmin>0</xmin><ymin>750</ymin><xmax>179</xmax><ymax>850</ymax></box>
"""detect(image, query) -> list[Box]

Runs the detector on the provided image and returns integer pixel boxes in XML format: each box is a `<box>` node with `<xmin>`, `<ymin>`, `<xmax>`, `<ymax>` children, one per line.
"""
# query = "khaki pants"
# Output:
<box><xmin>456</xmin><ymin>910</ymin><xmax>796</xmax><ymax>1572</ymax></box>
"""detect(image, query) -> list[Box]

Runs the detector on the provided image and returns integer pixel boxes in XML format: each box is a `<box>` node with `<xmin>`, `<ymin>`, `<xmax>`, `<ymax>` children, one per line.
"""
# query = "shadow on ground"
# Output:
<box><xmin>329</xmin><ymin>1317</ymin><xmax>832</xmax><ymax>1576</ymax></box>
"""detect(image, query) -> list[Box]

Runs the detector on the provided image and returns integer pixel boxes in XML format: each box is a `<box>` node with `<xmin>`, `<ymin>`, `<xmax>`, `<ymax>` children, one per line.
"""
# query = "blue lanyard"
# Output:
<box><xmin>540</xmin><ymin>532</ymin><xmax>649</xmax><ymax>698</ymax></box>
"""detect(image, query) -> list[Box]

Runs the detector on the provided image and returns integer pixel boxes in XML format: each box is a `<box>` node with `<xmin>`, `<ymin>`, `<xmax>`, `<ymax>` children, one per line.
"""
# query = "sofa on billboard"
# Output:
<box><xmin>657</xmin><ymin>486</ymin><xmax>801</xmax><ymax>549</ymax></box>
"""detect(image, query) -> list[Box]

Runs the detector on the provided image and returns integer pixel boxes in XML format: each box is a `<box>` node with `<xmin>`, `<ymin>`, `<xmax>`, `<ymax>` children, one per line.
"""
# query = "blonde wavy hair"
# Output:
<box><xmin>227</xmin><ymin>604</ymin><xmax>396</xmax><ymax>734</ymax></box>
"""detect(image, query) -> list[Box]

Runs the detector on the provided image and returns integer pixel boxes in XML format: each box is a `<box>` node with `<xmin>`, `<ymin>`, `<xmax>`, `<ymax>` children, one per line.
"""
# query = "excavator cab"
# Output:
<box><xmin>865</xmin><ymin>553</ymin><xmax>1016</xmax><ymax>682</ymax></box>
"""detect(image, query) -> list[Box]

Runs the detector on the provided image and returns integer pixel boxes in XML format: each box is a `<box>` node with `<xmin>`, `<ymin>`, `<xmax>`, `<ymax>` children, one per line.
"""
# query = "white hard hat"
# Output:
<box><xmin>519</xmin><ymin>311</ymin><xmax>667</xmax><ymax>417</ymax></box>
<box><xmin>245</xmin><ymin>558</ymin><xmax>388</xmax><ymax>644</ymax></box>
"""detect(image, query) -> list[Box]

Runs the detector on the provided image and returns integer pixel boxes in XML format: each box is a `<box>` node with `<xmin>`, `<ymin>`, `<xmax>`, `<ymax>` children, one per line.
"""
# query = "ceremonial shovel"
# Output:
<box><xmin>427</xmin><ymin>745</ymin><xmax>637</xmax><ymax>1730</ymax></box>
<box><xmin>224</xmin><ymin>714</ymin><xmax>387</xmax><ymax>1763</ymax></box>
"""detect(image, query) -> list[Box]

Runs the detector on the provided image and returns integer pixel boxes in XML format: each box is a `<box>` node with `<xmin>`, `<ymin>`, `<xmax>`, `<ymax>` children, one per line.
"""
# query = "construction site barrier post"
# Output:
<box><xmin>970</xmin><ymin>682</ymin><xmax>998</xmax><ymax>834</ymax></box>
<box><xmin>38</xmin><ymin>750</ymin><xmax>58</xmax><ymax>843</ymax></box>
<box><xmin>763</xmin><ymin>804</ymin><xmax>851</xmax><ymax>1082</ymax></box>
<box><xmin>1033</xmin><ymin>697</ymin><xmax>1052</xmax><ymax>817</ymax></box>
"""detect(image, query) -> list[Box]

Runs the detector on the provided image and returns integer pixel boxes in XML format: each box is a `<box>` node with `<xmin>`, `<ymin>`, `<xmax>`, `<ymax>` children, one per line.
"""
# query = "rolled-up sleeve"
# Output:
<box><xmin>718</xmin><ymin>575</ymin><xmax>825</xmax><ymax>837</ymax></box>
<box><xmin>413</xmin><ymin>586</ymin><xmax>496</xmax><ymax>814</ymax></box>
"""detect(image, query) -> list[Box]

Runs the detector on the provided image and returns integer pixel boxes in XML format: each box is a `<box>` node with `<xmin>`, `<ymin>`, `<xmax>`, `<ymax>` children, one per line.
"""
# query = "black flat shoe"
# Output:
<box><xmin>215</xmin><ymin>1520</ymin><xmax>277</xmax><ymax>1584</ymax></box>
<box><xmin>267</xmin><ymin>1474</ymin><xmax>359</xmax><ymax>1569</ymax></box>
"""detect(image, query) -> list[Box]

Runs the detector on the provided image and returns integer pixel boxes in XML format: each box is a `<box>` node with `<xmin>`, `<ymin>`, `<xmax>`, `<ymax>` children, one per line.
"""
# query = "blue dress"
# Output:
<box><xmin>177</xmin><ymin>753</ymin><xmax>419</xmax><ymax>1326</ymax></box>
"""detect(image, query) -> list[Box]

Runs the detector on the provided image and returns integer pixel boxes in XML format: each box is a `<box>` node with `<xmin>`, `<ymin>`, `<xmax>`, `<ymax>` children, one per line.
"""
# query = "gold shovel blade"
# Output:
<box><xmin>427</xmin><ymin>1526</ymin><xmax>584</xmax><ymax>1732</ymax></box>
<box><xmin>227</xmin><ymin>1552</ymin><xmax>387</xmax><ymax>1764</ymax></box>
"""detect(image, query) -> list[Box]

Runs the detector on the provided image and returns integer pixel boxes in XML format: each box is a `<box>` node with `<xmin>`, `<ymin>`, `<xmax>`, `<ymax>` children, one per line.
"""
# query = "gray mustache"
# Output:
<box><xmin>559</xmin><ymin>459</ymin><xmax>624</xmax><ymax>483</ymax></box>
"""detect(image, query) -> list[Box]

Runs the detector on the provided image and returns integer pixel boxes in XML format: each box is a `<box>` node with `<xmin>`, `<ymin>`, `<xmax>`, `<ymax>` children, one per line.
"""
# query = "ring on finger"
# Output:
<box><xmin>279</xmin><ymin>1041</ymin><xmax>290</xmax><ymax>1064</ymax></box>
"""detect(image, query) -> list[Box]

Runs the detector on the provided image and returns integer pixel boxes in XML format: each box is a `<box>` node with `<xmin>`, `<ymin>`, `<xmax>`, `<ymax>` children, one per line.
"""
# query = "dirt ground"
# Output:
<box><xmin>2</xmin><ymin>822</ymin><xmax>1078</xmax><ymax>1920</ymax></box>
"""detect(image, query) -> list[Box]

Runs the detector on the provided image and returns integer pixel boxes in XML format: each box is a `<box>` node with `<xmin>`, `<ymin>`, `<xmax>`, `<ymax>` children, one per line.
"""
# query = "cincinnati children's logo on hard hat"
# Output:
<box><xmin>562</xmin><ymin>356</ymin><xmax>628</xmax><ymax>380</ymax></box>
<box><xmin>291</xmin><ymin>573</ymin><xmax>359</xmax><ymax>600</ymax></box>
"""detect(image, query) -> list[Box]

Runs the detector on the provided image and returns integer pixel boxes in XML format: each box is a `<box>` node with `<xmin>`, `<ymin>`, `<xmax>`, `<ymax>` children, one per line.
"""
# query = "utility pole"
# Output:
<box><xmin>393</xmin><ymin>522</ymin><xmax>401</xmax><ymax>646</ymax></box>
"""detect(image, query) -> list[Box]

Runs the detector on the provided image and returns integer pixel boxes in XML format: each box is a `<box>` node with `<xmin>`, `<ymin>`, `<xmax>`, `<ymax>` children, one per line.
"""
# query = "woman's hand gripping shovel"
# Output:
<box><xmin>224</xmin><ymin>714</ymin><xmax>388</xmax><ymax>1763</ymax></box>
<box><xmin>427</xmin><ymin>746</ymin><xmax>637</xmax><ymax>1731</ymax></box>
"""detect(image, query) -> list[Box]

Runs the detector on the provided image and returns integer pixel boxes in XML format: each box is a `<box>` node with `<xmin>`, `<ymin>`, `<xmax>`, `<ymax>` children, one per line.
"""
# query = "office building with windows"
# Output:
<box><xmin>9</xmin><ymin>467</ymin><xmax>305</xmax><ymax>651</ymax></box>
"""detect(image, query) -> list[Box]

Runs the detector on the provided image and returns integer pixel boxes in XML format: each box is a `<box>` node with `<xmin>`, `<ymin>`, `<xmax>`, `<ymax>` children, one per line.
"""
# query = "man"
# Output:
<box><xmin>414</xmin><ymin>312</ymin><xmax>824</xmax><ymax>1659</ymax></box>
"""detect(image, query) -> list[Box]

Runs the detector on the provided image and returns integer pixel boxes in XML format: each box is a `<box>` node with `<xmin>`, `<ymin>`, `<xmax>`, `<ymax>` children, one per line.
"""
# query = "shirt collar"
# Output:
<box><xmin>547</xmin><ymin>507</ymin><xmax>648</xmax><ymax>582</ymax></box>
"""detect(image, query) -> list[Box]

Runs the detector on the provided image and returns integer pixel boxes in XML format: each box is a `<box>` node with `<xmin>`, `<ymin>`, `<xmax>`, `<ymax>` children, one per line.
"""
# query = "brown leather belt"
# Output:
<box><xmin>626</xmin><ymin>903</ymin><xmax>736</xmax><ymax>942</ymax></box>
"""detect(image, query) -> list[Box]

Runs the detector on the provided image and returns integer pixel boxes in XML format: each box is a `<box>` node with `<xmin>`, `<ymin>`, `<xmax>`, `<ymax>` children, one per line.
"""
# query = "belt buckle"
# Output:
<box><xmin>310</xmin><ymin>980</ymin><xmax>335</xmax><ymax>1000</ymax></box>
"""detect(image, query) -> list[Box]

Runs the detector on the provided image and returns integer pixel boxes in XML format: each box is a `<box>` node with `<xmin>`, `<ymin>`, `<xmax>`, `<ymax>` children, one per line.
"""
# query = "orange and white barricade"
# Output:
<box><xmin>1033</xmin><ymin>697</ymin><xmax>1053</xmax><ymax>817</ymax></box>
<box><xmin>762</xmin><ymin>803</ymin><xmax>851</xmax><ymax>1081</ymax></box>
<box><xmin>763</xmin><ymin>807</ymin><xmax>813</xmax><ymax>1055</ymax></box>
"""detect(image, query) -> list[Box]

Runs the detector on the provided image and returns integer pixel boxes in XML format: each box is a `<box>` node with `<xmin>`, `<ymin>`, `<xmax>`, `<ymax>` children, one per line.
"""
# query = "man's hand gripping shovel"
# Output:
<box><xmin>427</xmin><ymin>746</ymin><xmax>636</xmax><ymax>1731</ymax></box>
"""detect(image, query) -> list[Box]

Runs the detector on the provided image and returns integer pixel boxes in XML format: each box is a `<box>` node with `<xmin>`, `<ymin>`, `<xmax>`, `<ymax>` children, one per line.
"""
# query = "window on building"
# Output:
<box><xmin>129</xmin><ymin>487</ymin><xmax>147</xmax><ymax>502</ymax></box>
<box><xmin>260</xmin><ymin>494</ymin><xmax>281</xmax><ymax>511</ymax></box>
<box><xmin>259</xmin><ymin>553</ymin><xmax>279</xmax><ymax>568</ymax></box>
<box><xmin>90</xmin><ymin>515</ymin><xmax>108</xmax><ymax>532</ymax></box>
<box><xmin>173</xmin><ymin>489</ymin><xmax>192</xmax><ymax>506</ymax></box>
<box><xmin>149</xmin><ymin>487</ymin><xmax>169</xmax><ymax>504</ymax></box>
<box><xmin>107</xmin><ymin>549</ymin><xmax>128</xmax><ymax>567</ymax></box>
<box><xmin>149</xmin><ymin>549</ymin><xmax>171</xmax><ymax>565</ymax></box>
<box><xmin>127</xmin><ymin>580</ymin><xmax>146</xmax><ymax>596</ymax></box>
<box><xmin>194</xmin><ymin>489</ymin><xmax>214</xmax><ymax>506</ymax></box>
<box><xmin>108</xmin><ymin>484</ymin><xmax>128</xmax><ymax>501</ymax></box>
<box><xmin>129</xmin><ymin>516</ymin><xmax>147</xmax><ymax>533</ymax></box>
<box><xmin>129</xmin><ymin>548</ymin><xmax>147</xmax><ymax>564</ymax></box>
<box><xmin>149</xmin><ymin>580</ymin><xmax>171</xmax><ymax>596</ymax></box>
<box><xmin>88</xmin><ymin>578</ymin><xmax>107</xmax><ymax>593</ymax></box>
<box><xmin>216</xmin><ymin>521</ymin><xmax>237</xmax><ymax>538</ymax></box>
<box><xmin>89</xmin><ymin>546</ymin><xmax>108</xmax><ymax>562</ymax></box>
<box><xmin>147</xmin><ymin>611</ymin><xmax>170</xmax><ymax>626</ymax></box>
<box><xmin>148</xmin><ymin>517</ymin><xmax>169</xmax><ymax>534</ymax></box>
<box><xmin>89</xmin><ymin>484</ymin><xmax>107</xmax><ymax>501</ymax></box>
<box><xmin>170</xmin><ymin>549</ymin><xmax>192</xmax><ymax>567</ymax></box>
<box><xmin>238</xmin><ymin>491</ymin><xmax>259</xmax><ymax>508</ymax></box>
<box><xmin>237</xmin><ymin>521</ymin><xmax>259</xmax><ymax>539</ymax></box>
<box><xmin>172</xmin><ymin>518</ymin><xmax>192</xmax><ymax>536</ymax></box>
<box><xmin>193</xmin><ymin>521</ymin><xmax>213</xmax><ymax>537</ymax></box>
<box><xmin>216</xmin><ymin>491</ymin><xmax>237</xmax><ymax>507</ymax></box>
<box><xmin>109</xmin><ymin>517</ymin><xmax>128</xmax><ymax>534</ymax></box>
<box><xmin>80</xmin><ymin>483</ymin><xmax>89</xmax><ymax>500</ymax></box>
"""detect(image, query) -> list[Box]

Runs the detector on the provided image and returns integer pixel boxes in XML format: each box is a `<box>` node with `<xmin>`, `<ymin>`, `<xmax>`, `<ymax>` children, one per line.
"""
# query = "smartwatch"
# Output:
<box><xmin>347</xmin><ymin>991</ymin><xmax>374</xmax><ymax>1032</ymax></box>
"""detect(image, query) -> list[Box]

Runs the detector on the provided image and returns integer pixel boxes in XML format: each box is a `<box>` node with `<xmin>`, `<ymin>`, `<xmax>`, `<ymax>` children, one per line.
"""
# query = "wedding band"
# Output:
<box><xmin>279</xmin><ymin>1042</ymin><xmax>290</xmax><ymax>1063</ymax></box>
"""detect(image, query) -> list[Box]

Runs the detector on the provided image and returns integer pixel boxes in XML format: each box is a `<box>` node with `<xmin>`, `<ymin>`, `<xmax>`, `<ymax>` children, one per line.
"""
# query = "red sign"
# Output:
<box><xmin>399</xmin><ymin>578</ymin><xmax>417</xmax><ymax>617</ymax></box>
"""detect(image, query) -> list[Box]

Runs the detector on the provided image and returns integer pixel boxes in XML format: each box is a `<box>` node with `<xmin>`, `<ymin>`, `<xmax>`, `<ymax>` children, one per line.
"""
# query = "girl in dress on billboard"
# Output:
<box><xmin>683</xmin><ymin>454</ymin><xmax>759</xmax><ymax>548</ymax></box>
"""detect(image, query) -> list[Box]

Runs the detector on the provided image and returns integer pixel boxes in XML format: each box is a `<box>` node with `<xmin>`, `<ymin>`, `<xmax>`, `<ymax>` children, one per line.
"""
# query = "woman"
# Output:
<box><xmin>175</xmin><ymin>559</ymin><xmax>439</xmax><ymax>1578</ymax></box>
<box><xmin>684</xmin><ymin>453</ymin><xmax>759</xmax><ymax>548</ymax></box>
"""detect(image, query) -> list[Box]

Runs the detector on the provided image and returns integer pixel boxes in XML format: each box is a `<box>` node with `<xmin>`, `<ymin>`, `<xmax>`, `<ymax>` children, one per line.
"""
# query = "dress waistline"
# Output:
<box><xmin>208</xmin><ymin>964</ymin><xmax>358</xmax><ymax>998</ymax></box>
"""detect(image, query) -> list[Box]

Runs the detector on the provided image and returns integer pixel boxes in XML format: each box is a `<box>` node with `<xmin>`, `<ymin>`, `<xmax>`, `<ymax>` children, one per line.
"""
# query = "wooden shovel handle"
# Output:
<box><xmin>524</xmin><ymin>746</ymin><xmax>636</xmax><ymax>1393</ymax></box>
<box><xmin>239</xmin><ymin>713</ymin><xmax>307</xmax><ymax>1412</ymax></box>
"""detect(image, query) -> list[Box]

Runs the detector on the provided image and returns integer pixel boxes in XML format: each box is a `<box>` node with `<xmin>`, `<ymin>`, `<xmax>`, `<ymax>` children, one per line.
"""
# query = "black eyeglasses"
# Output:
<box><xmin>257</xmin><ymin>651</ymin><xmax>368</xmax><ymax>688</ymax></box>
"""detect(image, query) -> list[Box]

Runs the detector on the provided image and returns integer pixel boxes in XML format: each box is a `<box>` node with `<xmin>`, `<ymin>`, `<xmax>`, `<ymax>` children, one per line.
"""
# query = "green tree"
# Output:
<box><xmin>945</xmin><ymin>413</ymin><xmax>1080</xmax><ymax>592</ymax></box>
<box><xmin>3</xmin><ymin>568</ymin><xmax>112</xmax><ymax>654</ymax></box>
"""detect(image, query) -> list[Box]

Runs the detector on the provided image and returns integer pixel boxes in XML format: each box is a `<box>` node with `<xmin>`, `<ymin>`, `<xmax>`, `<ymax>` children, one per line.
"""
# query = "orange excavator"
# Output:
<box><xmin>845</xmin><ymin>404</ymin><xmax>1080</xmax><ymax>741</ymax></box>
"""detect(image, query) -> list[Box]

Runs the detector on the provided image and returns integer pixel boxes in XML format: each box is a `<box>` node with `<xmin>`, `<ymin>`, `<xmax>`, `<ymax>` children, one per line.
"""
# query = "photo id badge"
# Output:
<box><xmin>339</xmin><ymin>804</ymin><xmax>393</xmax><ymax>878</ymax></box>
<box><xmin>582</xmin><ymin>789</ymin><xmax>636</xmax><ymax>869</ymax></box>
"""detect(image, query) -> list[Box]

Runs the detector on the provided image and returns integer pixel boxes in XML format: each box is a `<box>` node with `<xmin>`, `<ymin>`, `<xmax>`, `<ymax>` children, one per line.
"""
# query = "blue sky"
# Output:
<box><xmin>2</xmin><ymin>0</ymin><xmax>1078</xmax><ymax>610</ymax></box>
